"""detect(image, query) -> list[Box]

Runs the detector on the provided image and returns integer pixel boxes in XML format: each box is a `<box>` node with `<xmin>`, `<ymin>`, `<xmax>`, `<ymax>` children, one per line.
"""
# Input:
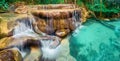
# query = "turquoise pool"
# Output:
<box><xmin>69</xmin><ymin>18</ymin><xmax>120</xmax><ymax>61</ymax></box>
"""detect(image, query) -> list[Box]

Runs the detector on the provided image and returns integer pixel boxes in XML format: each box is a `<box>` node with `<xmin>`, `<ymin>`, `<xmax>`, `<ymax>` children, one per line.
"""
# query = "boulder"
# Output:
<box><xmin>32</xmin><ymin>6</ymin><xmax>81</xmax><ymax>38</ymax></box>
<box><xmin>0</xmin><ymin>37</ymin><xmax>12</xmax><ymax>49</ymax></box>
<box><xmin>0</xmin><ymin>18</ymin><xmax>10</xmax><ymax>39</ymax></box>
<box><xmin>0</xmin><ymin>49</ymin><xmax>22</xmax><ymax>61</ymax></box>
<box><xmin>14</xmin><ymin>6</ymin><xmax>28</xmax><ymax>14</ymax></box>
<box><xmin>0</xmin><ymin>4</ymin><xmax>88</xmax><ymax>61</ymax></box>
<box><xmin>55</xmin><ymin>29</ymin><xmax>70</xmax><ymax>38</ymax></box>
<box><xmin>34</xmin><ymin>18</ymin><xmax>78</xmax><ymax>38</ymax></box>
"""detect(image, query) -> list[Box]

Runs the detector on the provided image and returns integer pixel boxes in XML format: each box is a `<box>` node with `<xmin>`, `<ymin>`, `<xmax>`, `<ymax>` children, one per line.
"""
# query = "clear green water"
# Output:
<box><xmin>69</xmin><ymin>19</ymin><xmax>120</xmax><ymax>61</ymax></box>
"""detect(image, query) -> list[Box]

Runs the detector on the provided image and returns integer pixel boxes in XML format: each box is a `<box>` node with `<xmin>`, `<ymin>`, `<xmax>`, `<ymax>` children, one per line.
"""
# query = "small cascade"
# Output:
<box><xmin>40</xmin><ymin>39</ymin><xmax>61</xmax><ymax>60</ymax></box>
<box><xmin>72</xmin><ymin>9</ymin><xmax>81</xmax><ymax>28</ymax></box>
<box><xmin>8</xmin><ymin>17</ymin><xmax>39</xmax><ymax>58</ymax></box>
<box><xmin>0</xmin><ymin>4</ymin><xmax>82</xmax><ymax>61</ymax></box>
<box><xmin>13</xmin><ymin>17</ymin><xmax>33</xmax><ymax>36</ymax></box>
<box><xmin>8</xmin><ymin>15</ymin><xmax>62</xmax><ymax>60</ymax></box>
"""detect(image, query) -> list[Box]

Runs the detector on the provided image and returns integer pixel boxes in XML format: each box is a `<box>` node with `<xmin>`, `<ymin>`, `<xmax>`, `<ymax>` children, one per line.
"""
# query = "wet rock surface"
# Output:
<box><xmin>0</xmin><ymin>4</ymin><xmax>83</xmax><ymax>61</ymax></box>
<box><xmin>32</xmin><ymin>9</ymin><xmax>81</xmax><ymax>19</ymax></box>
<box><xmin>32</xmin><ymin>8</ymin><xmax>81</xmax><ymax>38</ymax></box>
<box><xmin>34</xmin><ymin>18</ymin><xmax>76</xmax><ymax>38</ymax></box>
<box><xmin>13</xmin><ymin>4</ymin><xmax>78</xmax><ymax>14</ymax></box>
<box><xmin>0</xmin><ymin>49</ymin><xmax>22</xmax><ymax>61</ymax></box>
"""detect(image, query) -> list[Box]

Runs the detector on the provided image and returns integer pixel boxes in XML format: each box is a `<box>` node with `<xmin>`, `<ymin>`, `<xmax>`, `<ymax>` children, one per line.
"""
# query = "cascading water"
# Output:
<box><xmin>39</xmin><ymin>5</ymin><xmax>61</xmax><ymax>60</ymax></box>
<box><xmin>9</xmin><ymin>17</ymin><xmax>40</xmax><ymax>58</ymax></box>
<box><xmin>40</xmin><ymin>39</ymin><xmax>61</xmax><ymax>60</ymax></box>
<box><xmin>0</xmin><ymin>4</ymin><xmax>82</xmax><ymax>61</ymax></box>
<box><xmin>9</xmin><ymin>15</ymin><xmax>62</xmax><ymax>60</ymax></box>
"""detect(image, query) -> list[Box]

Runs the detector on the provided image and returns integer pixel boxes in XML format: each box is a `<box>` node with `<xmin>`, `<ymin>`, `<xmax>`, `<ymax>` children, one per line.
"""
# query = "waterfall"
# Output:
<box><xmin>40</xmin><ymin>39</ymin><xmax>61</xmax><ymax>60</ymax></box>
<box><xmin>4</xmin><ymin>4</ymin><xmax>82</xmax><ymax>61</ymax></box>
<box><xmin>11</xmin><ymin>17</ymin><xmax>34</xmax><ymax>39</ymax></box>
<box><xmin>8</xmin><ymin>17</ymin><xmax>40</xmax><ymax>58</ymax></box>
<box><xmin>8</xmin><ymin>15</ymin><xmax>61</xmax><ymax>60</ymax></box>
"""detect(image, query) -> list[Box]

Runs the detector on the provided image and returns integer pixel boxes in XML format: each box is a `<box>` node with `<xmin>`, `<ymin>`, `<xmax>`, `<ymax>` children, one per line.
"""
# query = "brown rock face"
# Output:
<box><xmin>8</xmin><ymin>4</ymin><xmax>85</xmax><ymax>38</ymax></box>
<box><xmin>0</xmin><ymin>49</ymin><xmax>22</xmax><ymax>61</ymax></box>
<box><xmin>13</xmin><ymin>4</ymin><xmax>77</xmax><ymax>14</ymax></box>
<box><xmin>32</xmin><ymin>10</ymin><xmax>81</xmax><ymax>38</ymax></box>
<box><xmin>14</xmin><ymin>6</ymin><xmax>28</xmax><ymax>14</ymax></box>
<box><xmin>33</xmin><ymin>17</ymin><xmax>79</xmax><ymax>38</ymax></box>
<box><xmin>32</xmin><ymin>9</ymin><xmax>81</xmax><ymax>19</ymax></box>
<box><xmin>35</xmin><ymin>4</ymin><xmax>77</xmax><ymax>9</ymax></box>
<box><xmin>56</xmin><ymin>29</ymin><xmax>70</xmax><ymax>38</ymax></box>
<box><xmin>11</xmin><ymin>2</ymin><xmax>28</xmax><ymax>14</ymax></box>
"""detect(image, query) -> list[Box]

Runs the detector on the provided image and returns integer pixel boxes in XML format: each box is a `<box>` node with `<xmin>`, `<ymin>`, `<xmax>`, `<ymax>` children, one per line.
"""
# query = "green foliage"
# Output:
<box><xmin>0</xmin><ymin>0</ymin><xmax>9</xmax><ymax>12</ymax></box>
<box><xmin>38</xmin><ymin>0</ymin><xmax>64</xmax><ymax>4</ymax></box>
<box><xmin>0</xmin><ymin>0</ymin><xmax>120</xmax><ymax>18</ymax></box>
<box><xmin>82</xmin><ymin>0</ymin><xmax>120</xmax><ymax>13</ymax></box>
<box><xmin>76</xmin><ymin>0</ymin><xmax>83</xmax><ymax>6</ymax></box>
<box><xmin>6</xmin><ymin>0</ymin><xmax>64</xmax><ymax>4</ymax></box>
<box><xmin>77</xmin><ymin>0</ymin><xmax>120</xmax><ymax>18</ymax></box>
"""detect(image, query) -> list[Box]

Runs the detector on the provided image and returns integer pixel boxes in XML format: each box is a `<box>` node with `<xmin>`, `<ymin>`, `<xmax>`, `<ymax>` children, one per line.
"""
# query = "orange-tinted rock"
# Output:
<box><xmin>0</xmin><ymin>18</ymin><xmax>10</xmax><ymax>39</ymax></box>
<box><xmin>12</xmin><ymin>2</ymin><xmax>28</xmax><ymax>14</ymax></box>
<box><xmin>0</xmin><ymin>49</ymin><xmax>22</xmax><ymax>61</ymax></box>
<box><xmin>80</xmin><ymin>8</ymin><xmax>89</xmax><ymax>22</ymax></box>
<box><xmin>0</xmin><ymin>37</ymin><xmax>12</xmax><ymax>49</ymax></box>
<box><xmin>57</xmin><ymin>19</ymin><xmax>69</xmax><ymax>29</ymax></box>
<box><xmin>36</xmin><ymin>19</ymin><xmax>47</xmax><ymax>33</ymax></box>
<box><xmin>31</xmin><ymin>5</ymin><xmax>82</xmax><ymax>37</ymax></box>
<box><xmin>34</xmin><ymin>18</ymin><xmax>77</xmax><ymax>38</ymax></box>
<box><xmin>67</xmin><ymin>18</ymin><xmax>77</xmax><ymax>31</ymax></box>
<box><xmin>29</xmin><ymin>4</ymin><xmax>77</xmax><ymax>11</ymax></box>
<box><xmin>36</xmin><ymin>18</ymin><xmax>56</xmax><ymax>35</ymax></box>
<box><xmin>55</xmin><ymin>29</ymin><xmax>70</xmax><ymax>38</ymax></box>
<box><xmin>14</xmin><ymin>6</ymin><xmax>28</xmax><ymax>14</ymax></box>
<box><xmin>31</xmin><ymin>9</ymin><xmax>81</xmax><ymax>19</ymax></box>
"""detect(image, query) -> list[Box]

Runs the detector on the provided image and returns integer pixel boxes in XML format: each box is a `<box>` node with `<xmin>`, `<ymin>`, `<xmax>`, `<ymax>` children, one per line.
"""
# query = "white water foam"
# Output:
<box><xmin>40</xmin><ymin>40</ymin><xmax>61</xmax><ymax>60</ymax></box>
